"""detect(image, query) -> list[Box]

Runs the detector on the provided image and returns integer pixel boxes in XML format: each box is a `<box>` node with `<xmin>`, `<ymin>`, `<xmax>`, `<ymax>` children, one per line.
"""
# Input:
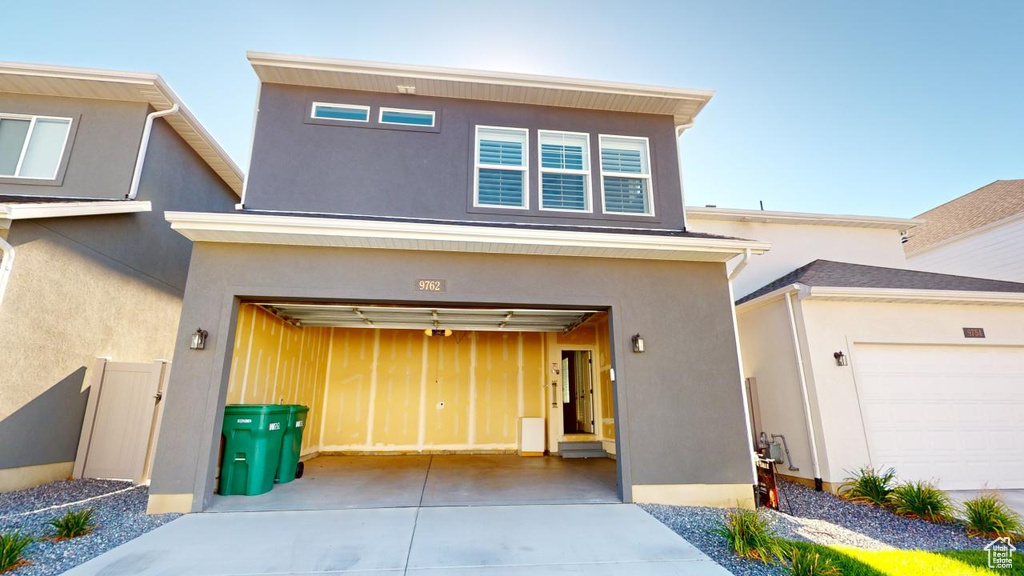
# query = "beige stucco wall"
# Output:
<box><xmin>740</xmin><ymin>294</ymin><xmax>1024</xmax><ymax>486</ymax></box>
<box><xmin>689</xmin><ymin>217</ymin><xmax>908</xmax><ymax>298</ymax></box>
<box><xmin>0</xmin><ymin>219</ymin><xmax>182</xmax><ymax>488</ymax></box>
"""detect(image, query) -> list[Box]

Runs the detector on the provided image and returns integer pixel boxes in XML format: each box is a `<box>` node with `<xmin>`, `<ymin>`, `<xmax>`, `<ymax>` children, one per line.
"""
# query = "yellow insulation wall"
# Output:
<box><xmin>320</xmin><ymin>329</ymin><xmax>547</xmax><ymax>451</ymax></box>
<box><xmin>225</xmin><ymin>304</ymin><xmax>331</xmax><ymax>454</ymax></box>
<box><xmin>227</xmin><ymin>305</ymin><xmax>610</xmax><ymax>455</ymax></box>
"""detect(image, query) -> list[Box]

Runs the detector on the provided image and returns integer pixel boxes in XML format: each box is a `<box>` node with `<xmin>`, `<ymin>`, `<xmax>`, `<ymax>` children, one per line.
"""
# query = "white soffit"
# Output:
<box><xmin>165</xmin><ymin>211</ymin><xmax>770</xmax><ymax>262</ymax></box>
<box><xmin>686</xmin><ymin>206</ymin><xmax>922</xmax><ymax>231</ymax></box>
<box><xmin>736</xmin><ymin>283</ymin><xmax>1024</xmax><ymax>312</ymax></box>
<box><xmin>247</xmin><ymin>52</ymin><xmax>714</xmax><ymax>128</ymax></box>
<box><xmin>0</xmin><ymin>200</ymin><xmax>151</xmax><ymax>220</ymax></box>
<box><xmin>256</xmin><ymin>303</ymin><xmax>597</xmax><ymax>333</ymax></box>
<box><xmin>0</xmin><ymin>61</ymin><xmax>244</xmax><ymax>196</ymax></box>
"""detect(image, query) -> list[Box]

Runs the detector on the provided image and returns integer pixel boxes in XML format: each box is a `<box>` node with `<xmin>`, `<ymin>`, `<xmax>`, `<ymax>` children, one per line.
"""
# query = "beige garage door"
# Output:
<box><xmin>854</xmin><ymin>343</ymin><xmax>1024</xmax><ymax>490</ymax></box>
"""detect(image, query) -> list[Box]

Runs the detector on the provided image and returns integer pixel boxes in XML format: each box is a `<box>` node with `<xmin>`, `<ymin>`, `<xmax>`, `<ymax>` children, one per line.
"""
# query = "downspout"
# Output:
<box><xmin>725</xmin><ymin>248</ymin><xmax>757</xmax><ymax>485</ymax></box>
<box><xmin>127</xmin><ymin>104</ymin><xmax>179</xmax><ymax>200</ymax></box>
<box><xmin>0</xmin><ymin>235</ymin><xmax>15</xmax><ymax>307</ymax></box>
<box><xmin>784</xmin><ymin>288</ymin><xmax>823</xmax><ymax>490</ymax></box>
<box><xmin>676</xmin><ymin>122</ymin><xmax>694</xmax><ymax>230</ymax></box>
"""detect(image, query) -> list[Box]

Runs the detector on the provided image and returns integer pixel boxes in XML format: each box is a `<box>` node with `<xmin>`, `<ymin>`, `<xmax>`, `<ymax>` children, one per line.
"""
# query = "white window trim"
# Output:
<box><xmin>537</xmin><ymin>129</ymin><xmax>592</xmax><ymax>214</ymax></box>
<box><xmin>378</xmin><ymin>107</ymin><xmax>436</xmax><ymax>128</ymax></box>
<box><xmin>598</xmin><ymin>134</ymin><xmax>655</xmax><ymax>217</ymax></box>
<box><xmin>473</xmin><ymin>125</ymin><xmax>530</xmax><ymax>210</ymax></box>
<box><xmin>0</xmin><ymin>113</ymin><xmax>73</xmax><ymax>181</ymax></box>
<box><xmin>310</xmin><ymin>101</ymin><xmax>370</xmax><ymax>123</ymax></box>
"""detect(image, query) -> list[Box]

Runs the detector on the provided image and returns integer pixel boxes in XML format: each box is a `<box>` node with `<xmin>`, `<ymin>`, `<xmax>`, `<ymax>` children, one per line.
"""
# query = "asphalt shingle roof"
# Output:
<box><xmin>904</xmin><ymin>179</ymin><xmax>1024</xmax><ymax>255</ymax></box>
<box><xmin>738</xmin><ymin>259</ymin><xmax>1024</xmax><ymax>305</ymax></box>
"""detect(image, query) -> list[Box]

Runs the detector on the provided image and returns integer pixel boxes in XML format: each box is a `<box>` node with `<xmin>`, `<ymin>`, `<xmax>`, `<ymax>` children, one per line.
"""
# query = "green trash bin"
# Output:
<box><xmin>219</xmin><ymin>404</ymin><xmax>289</xmax><ymax>496</ymax></box>
<box><xmin>276</xmin><ymin>405</ymin><xmax>309</xmax><ymax>484</ymax></box>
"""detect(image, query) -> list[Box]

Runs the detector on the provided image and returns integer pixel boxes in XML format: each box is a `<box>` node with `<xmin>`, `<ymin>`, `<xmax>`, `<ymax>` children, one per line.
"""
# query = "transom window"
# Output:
<box><xmin>311</xmin><ymin>102</ymin><xmax>369</xmax><ymax>122</ymax></box>
<box><xmin>0</xmin><ymin>114</ymin><xmax>73</xmax><ymax>179</ymax></box>
<box><xmin>538</xmin><ymin>130</ymin><xmax>590</xmax><ymax>212</ymax></box>
<box><xmin>599</xmin><ymin>135</ymin><xmax>653</xmax><ymax>216</ymax></box>
<box><xmin>474</xmin><ymin>126</ymin><xmax>528</xmax><ymax>209</ymax></box>
<box><xmin>379</xmin><ymin>107</ymin><xmax>435</xmax><ymax>127</ymax></box>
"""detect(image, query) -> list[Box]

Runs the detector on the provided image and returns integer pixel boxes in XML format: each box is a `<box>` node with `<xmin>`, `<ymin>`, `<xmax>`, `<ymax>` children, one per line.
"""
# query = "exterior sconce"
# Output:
<box><xmin>190</xmin><ymin>328</ymin><xmax>209</xmax><ymax>350</ymax></box>
<box><xmin>833</xmin><ymin>351</ymin><xmax>848</xmax><ymax>366</ymax></box>
<box><xmin>631</xmin><ymin>333</ymin><xmax>645</xmax><ymax>353</ymax></box>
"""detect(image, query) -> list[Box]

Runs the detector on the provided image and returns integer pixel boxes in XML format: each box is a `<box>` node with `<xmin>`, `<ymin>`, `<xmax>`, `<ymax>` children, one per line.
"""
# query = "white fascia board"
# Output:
<box><xmin>165</xmin><ymin>211</ymin><xmax>771</xmax><ymax>262</ymax></box>
<box><xmin>735</xmin><ymin>283</ymin><xmax>803</xmax><ymax>314</ymax></box>
<box><xmin>800</xmin><ymin>286</ymin><xmax>1024</xmax><ymax>306</ymax></box>
<box><xmin>0</xmin><ymin>200</ymin><xmax>151</xmax><ymax>220</ymax></box>
<box><xmin>686</xmin><ymin>206</ymin><xmax>923</xmax><ymax>231</ymax></box>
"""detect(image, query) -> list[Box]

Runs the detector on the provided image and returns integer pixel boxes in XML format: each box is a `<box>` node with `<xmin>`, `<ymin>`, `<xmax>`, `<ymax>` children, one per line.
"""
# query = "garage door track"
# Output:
<box><xmin>62</xmin><ymin>503</ymin><xmax>731</xmax><ymax>575</ymax></box>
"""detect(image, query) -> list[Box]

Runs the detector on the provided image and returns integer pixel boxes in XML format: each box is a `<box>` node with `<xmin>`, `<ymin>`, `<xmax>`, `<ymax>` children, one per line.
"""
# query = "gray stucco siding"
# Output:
<box><xmin>0</xmin><ymin>94</ymin><xmax>147</xmax><ymax>199</ymax></box>
<box><xmin>245</xmin><ymin>84</ymin><xmax>684</xmax><ymax>230</ymax></box>
<box><xmin>149</xmin><ymin>242</ymin><xmax>754</xmax><ymax>510</ymax></box>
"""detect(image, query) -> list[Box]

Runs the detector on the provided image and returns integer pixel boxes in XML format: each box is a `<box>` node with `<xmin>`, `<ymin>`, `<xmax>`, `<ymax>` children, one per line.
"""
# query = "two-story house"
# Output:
<box><xmin>0</xmin><ymin>62</ymin><xmax>241</xmax><ymax>491</ymax></box>
<box><xmin>147</xmin><ymin>53</ymin><xmax>771</xmax><ymax>514</ymax></box>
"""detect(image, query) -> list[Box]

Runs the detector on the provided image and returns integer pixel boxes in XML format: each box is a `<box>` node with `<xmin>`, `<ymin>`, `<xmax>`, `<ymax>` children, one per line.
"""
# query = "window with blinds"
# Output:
<box><xmin>538</xmin><ymin>130</ymin><xmax>590</xmax><ymax>212</ymax></box>
<box><xmin>599</xmin><ymin>135</ymin><xmax>653</xmax><ymax>215</ymax></box>
<box><xmin>474</xmin><ymin>126</ymin><xmax>528</xmax><ymax>208</ymax></box>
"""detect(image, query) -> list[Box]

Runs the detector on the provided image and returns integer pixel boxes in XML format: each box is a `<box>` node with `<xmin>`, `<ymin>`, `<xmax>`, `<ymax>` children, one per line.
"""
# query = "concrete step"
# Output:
<box><xmin>558</xmin><ymin>441</ymin><xmax>603</xmax><ymax>452</ymax></box>
<box><xmin>560</xmin><ymin>449</ymin><xmax>610</xmax><ymax>459</ymax></box>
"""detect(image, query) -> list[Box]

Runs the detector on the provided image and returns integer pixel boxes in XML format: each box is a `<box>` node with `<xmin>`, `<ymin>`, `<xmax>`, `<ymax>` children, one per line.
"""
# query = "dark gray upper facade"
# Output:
<box><xmin>244</xmin><ymin>84</ymin><xmax>686</xmax><ymax>230</ymax></box>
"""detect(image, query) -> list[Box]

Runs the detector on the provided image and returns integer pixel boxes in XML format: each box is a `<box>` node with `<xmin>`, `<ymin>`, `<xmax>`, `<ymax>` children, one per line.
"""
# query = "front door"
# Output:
<box><xmin>561</xmin><ymin>350</ymin><xmax>595</xmax><ymax>434</ymax></box>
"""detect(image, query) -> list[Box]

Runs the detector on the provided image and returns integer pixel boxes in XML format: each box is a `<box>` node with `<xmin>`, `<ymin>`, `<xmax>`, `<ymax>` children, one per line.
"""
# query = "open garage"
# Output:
<box><xmin>208</xmin><ymin>301</ymin><xmax>621</xmax><ymax>511</ymax></box>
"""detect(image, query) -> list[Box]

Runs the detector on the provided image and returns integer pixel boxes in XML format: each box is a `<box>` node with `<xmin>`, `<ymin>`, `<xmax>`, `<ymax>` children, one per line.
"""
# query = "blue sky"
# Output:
<box><xmin>4</xmin><ymin>1</ymin><xmax>1022</xmax><ymax>217</ymax></box>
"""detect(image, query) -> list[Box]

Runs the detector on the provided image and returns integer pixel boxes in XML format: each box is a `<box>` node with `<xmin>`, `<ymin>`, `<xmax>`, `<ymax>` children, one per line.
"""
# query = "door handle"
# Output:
<box><xmin>153</xmin><ymin>391</ymin><xmax>163</xmax><ymax>402</ymax></box>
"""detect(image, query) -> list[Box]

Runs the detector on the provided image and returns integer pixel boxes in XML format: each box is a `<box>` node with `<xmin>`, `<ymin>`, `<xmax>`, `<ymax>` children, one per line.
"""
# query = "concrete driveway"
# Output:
<box><xmin>62</xmin><ymin>504</ymin><xmax>730</xmax><ymax>575</ymax></box>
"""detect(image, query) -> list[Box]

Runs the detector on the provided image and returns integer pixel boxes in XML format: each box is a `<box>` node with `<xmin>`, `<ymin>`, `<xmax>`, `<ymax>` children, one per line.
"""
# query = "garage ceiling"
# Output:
<box><xmin>254</xmin><ymin>303</ymin><xmax>598</xmax><ymax>333</ymax></box>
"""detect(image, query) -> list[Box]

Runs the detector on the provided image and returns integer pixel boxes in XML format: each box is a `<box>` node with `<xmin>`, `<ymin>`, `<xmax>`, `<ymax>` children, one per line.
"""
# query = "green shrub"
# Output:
<box><xmin>789</xmin><ymin>548</ymin><xmax>842</xmax><ymax>576</ymax></box>
<box><xmin>0</xmin><ymin>530</ymin><xmax>33</xmax><ymax>573</ymax></box>
<box><xmin>838</xmin><ymin>467</ymin><xmax>896</xmax><ymax>506</ymax></box>
<box><xmin>888</xmin><ymin>481</ymin><xmax>954</xmax><ymax>523</ymax></box>
<box><xmin>48</xmin><ymin>508</ymin><xmax>96</xmax><ymax>540</ymax></box>
<box><xmin>712</xmin><ymin>508</ymin><xmax>790</xmax><ymax>565</ymax></box>
<box><xmin>963</xmin><ymin>493</ymin><xmax>1024</xmax><ymax>541</ymax></box>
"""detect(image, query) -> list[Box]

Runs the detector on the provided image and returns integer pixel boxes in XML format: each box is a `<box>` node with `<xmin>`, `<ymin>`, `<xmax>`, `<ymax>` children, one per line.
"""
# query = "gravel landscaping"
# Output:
<box><xmin>641</xmin><ymin>479</ymin><xmax>986</xmax><ymax>576</ymax></box>
<box><xmin>0</xmin><ymin>479</ymin><xmax>180</xmax><ymax>576</ymax></box>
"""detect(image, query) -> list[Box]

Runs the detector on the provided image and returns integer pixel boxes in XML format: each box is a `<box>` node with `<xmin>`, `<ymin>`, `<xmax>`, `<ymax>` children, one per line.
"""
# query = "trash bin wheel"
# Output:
<box><xmin>295</xmin><ymin>461</ymin><xmax>304</xmax><ymax>479</ymax></box>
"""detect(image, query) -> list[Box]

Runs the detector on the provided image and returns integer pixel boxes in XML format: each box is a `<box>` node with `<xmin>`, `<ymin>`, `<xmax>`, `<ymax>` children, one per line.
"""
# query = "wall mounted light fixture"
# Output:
<box><xmin>190</xmin><ymin>328</ymin><xmax>209</xmax><ymax>350</ymax></box>
<box><xmin>833</xmin><ymin>351</ymin><xmax>848</xmax><ymax>366</ymax></box>
<box><xmin>632</xmin><ymin>333</ymin><xmax>645</xmax><ymax>353</ymax></box>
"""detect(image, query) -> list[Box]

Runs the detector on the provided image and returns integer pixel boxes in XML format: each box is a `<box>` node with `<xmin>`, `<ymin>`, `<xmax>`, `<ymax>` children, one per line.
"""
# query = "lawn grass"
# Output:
<box><xmin>788</xmin><ymin>541</ymin><xmax>1023</xmax><ymax>575</ymax></box>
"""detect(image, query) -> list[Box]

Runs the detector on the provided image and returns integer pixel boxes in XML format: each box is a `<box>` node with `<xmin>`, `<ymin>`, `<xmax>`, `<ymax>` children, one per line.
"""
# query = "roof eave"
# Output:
<box><xmin>247</xmin><ymin>51</ymin><xmax>714</xmax><ymax>127</ymax></box>
<box><xmin>0</xmin><ymin>200</ymin><xmax>152</xmax><ymax>220</ymax></box>
<box><xmin>687</xmin><ymin>207</ymin><xmax>923</xmax><ymax>231</ymax></box>
<box><xmin>165</xmin><ymin>211</ymin><xmax>769</xmax><ymax>263</ymax></box>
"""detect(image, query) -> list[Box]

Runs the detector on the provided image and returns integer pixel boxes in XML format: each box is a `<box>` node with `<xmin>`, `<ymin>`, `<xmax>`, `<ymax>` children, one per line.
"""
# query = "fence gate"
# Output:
<box><xmin>73</xmin><ymin>359</ymin><xmax>170</xmax><ymax>484</ymax></box>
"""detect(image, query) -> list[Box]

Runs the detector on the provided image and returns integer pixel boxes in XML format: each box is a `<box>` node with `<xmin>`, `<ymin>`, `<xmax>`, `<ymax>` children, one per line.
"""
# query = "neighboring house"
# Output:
<box><xmin>147</xmin><ymin>53</ymin><xmax>770</xmax><ymax>514</ymax></box>
<box><xmin>687</xmin><ymin>207</ymin><xmax>920</xmax><ymax>298</ymax></box>
<box><xmin>736</xmin><ymin>260</ymin><xmax>1024</xmax><ymax>492</ymax></box>
<box><xmin>0</xmin><ymin>62</ymin><xmax>241</xmax><ymax>491</ymax></box>
<box><xmin>906</xmin><ymin>179</ymin><xmax>1024</xmax><ymax>282</ymax></box>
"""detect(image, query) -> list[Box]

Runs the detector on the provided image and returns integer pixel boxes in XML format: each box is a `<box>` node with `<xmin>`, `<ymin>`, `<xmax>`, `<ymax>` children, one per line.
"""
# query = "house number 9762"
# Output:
<box><xmin>417</xmin><ymin>279</ymin><xmax>446</xmax><ymax>292</ymax></box>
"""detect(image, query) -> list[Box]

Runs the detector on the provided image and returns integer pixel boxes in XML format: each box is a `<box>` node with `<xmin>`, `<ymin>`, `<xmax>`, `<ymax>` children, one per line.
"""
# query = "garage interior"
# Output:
<box><xmin>209</xmin><ymin>301</ymin><xmax>619</xmax><ymax>511</ymax></box>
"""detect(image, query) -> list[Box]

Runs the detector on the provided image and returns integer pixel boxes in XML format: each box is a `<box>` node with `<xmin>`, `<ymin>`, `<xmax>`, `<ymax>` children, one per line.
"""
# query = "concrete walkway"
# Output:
<box><xmin>63</xmin><ymin>504</ymin><xmax>731</xmax><ymax>575</ymax></box>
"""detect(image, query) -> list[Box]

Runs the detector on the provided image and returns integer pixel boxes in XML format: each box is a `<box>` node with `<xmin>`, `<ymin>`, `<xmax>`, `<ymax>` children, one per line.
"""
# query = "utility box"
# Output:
<box><xmin>519</xmin><ymin>418</ymin><xmax>544</xmax><ymax>456</ymax></box>
<box><xmin>219</xmin><ymin>404</ymin><xmax>289</xmax><ymax>496</ymax></box>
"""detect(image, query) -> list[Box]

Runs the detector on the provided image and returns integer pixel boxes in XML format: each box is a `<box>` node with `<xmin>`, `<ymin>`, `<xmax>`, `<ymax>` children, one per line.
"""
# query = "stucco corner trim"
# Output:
<box><xmin>0</xmin><ymin>200</ymin><xmax>152</xmax><ymax>220</ymax></box>
<box><xmin>146</xmin><ymin>493</ymin><xmax>194</xmax><ymax>515</ymax></box>
<box><xmin>164</xmin><ymin>211</ymin><xmax>771</xmax><ymax>263</ymax></box>
<box><xmin>632</xmin><ymin>483</ymin><xmax>756</xmax><ymax>509</ymax></box>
